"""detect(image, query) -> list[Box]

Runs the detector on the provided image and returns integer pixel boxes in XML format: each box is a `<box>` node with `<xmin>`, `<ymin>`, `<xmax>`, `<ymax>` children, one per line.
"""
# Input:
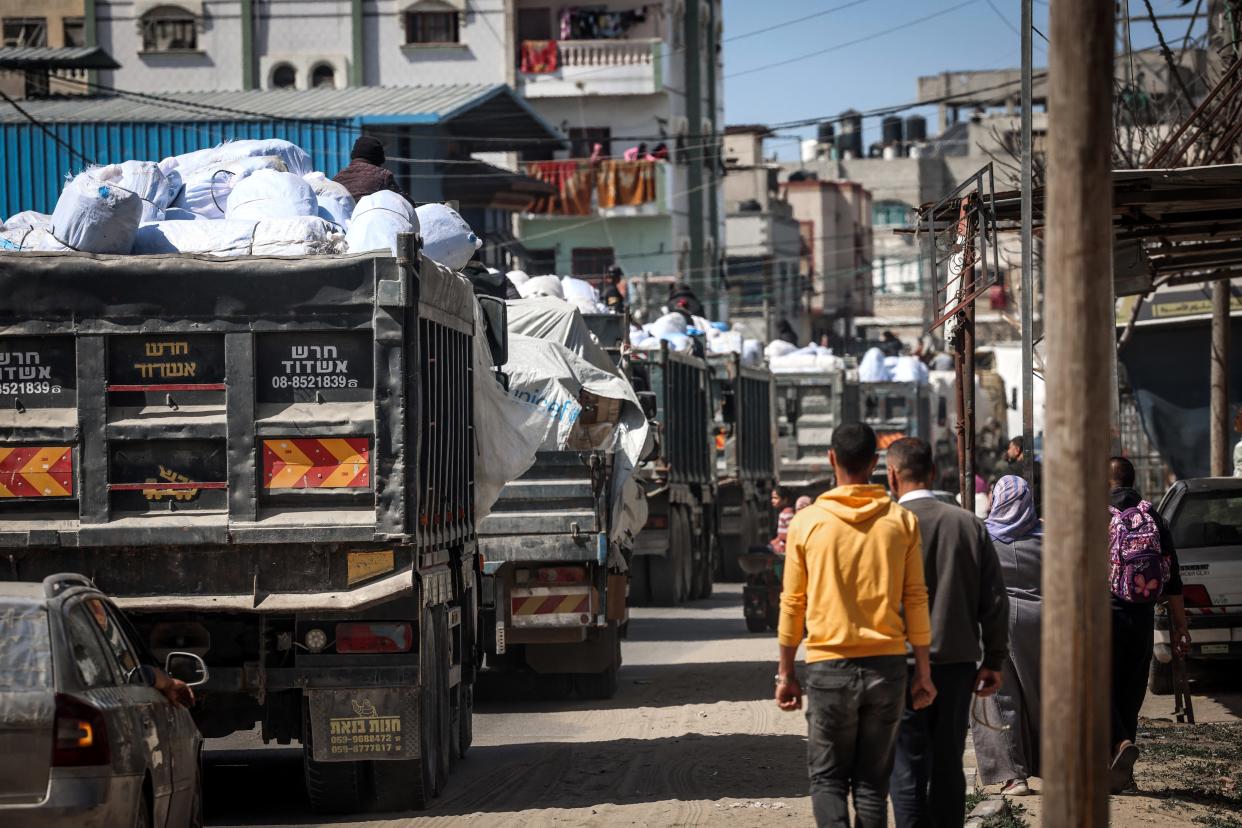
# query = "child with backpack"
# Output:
<box><xmin>1107</xmin><ymin>457</ymin><xmax>1190</xmax><ymax>793</ymax></box>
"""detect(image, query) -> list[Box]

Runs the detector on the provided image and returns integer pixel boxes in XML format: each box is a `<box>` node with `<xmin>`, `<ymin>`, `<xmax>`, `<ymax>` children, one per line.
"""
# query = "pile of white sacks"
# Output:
<box><xmin>0</xmin><ymin>138</ymin><xmax>482</xmax><ymax>268</ymax></box>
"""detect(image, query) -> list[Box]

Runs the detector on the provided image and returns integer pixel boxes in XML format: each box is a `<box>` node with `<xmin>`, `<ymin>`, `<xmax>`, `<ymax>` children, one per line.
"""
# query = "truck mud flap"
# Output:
<box><xmin>306</xmin><ymin>687</ymin><xmax>419</xmax><ymax>762</ymax></box>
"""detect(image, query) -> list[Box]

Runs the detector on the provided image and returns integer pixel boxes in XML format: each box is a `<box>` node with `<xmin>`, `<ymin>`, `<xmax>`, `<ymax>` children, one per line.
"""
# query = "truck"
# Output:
<box><xmin>709</xmin><ymin>353</ymin><xmax>778</xmax><ymax>582</ymax></box>
<box><xmin>476</xmin><ymin>313</ymin><xmax>632</xmax><ymax>700</ymax></box>
<box><xmin>859</xmin><ymin>381</ymin><xmax>934</xmax><ymax>483</ymax></box>
<box><xmin>774</xmin><ymin>367</ymin><xmax>860</xmax><ymax>500</ymax></box>
<box><xmin>0</xmin><ymin>237</ymin><xmax>504</xmax><ymax>813</ymax></box>
<box><xmin>629</xmin><ymin>343</ymin><xmax>717</xmax><ymax>605</ymax></box>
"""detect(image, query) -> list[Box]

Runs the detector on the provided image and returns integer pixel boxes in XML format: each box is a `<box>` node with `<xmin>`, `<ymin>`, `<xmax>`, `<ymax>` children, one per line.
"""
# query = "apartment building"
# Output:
<box><xmin>721</xmin><ymin>125</ymin><xmax>805</xmax><ymax>342</ymax></box>
<box><xmin>0</xmin><ymin>0</ymin><xmax>90</xmax><ymax>99</ymax></box>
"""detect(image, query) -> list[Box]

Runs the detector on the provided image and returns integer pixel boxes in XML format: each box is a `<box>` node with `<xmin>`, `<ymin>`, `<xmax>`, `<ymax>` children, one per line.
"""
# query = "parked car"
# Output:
<box><xmin>1151</xmin><ymin>478</ymin><xmax>1242</xmax><ymax>693</ymax></box>
<box><xmin>0</xmin><ymin>574</ymin><xmax>207</xmax><ymax>827</ymax></box>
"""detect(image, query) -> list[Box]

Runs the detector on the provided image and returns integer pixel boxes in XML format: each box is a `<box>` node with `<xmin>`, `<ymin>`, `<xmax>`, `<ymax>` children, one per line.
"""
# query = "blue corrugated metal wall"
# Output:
<box><xmin>2</xmin><ymin>119</ymin><xmax>357</xmax><ymax>217</ymax></box>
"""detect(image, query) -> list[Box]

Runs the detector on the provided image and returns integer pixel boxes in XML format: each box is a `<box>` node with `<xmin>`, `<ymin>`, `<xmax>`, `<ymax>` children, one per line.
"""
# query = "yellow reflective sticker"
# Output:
<box><xmin>347</xmin><ymin>550</ymin><xmax>394</xmax><ymax>586</ymax></box>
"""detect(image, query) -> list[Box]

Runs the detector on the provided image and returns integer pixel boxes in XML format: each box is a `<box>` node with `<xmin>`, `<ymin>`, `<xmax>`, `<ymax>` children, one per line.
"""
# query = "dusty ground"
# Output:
<box><xmin>202</xmin><ymin>584</ymin><xmax>1242</xmax><ymax>827</ymax></box>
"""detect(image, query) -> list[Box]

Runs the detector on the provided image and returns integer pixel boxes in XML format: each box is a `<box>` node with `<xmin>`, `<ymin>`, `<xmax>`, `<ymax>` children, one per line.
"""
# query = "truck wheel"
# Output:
<box><xmin>745</xmin><ymin>614</ymin><xmax>768</xmax><ymax>633</ymax></box>
<box><xmin>699</xmin><ymin>530</ymin><xmax>717</xmax><ymax>600</ymax></box>
<box><xmin>1148</xmin><ymin>657</ymin><xmax>1174</xmax><ymax>695</ymax></box>
<box><xmin>304</xmin><ymin>753</ymin><xmax>367</xmax><ymax>814</ymax></box>
<box><xmin>574</xmin><ymin>624</ymin><xmax>621</xmax><ymax>700</ymax></box>
<box><xmin>535</xmin><ymin>673</ymin><xmax>574</xmax><ymax>700</ymax></box>
<box><xmin>629</xmin><ymin>555</ymin><xmax>651</xmax><ymax>605</ymax></box>
<box><xmin>677</xmin><ymin>507</ymin><xmax>693</xmax><ymax>602</ymax></box>
<box><xmin>401</xmin><ymin>609</ymin><xmax>440</xmax><ymax>809</ymax></box>
<box><xmin>648</xmin><ymin>525</ymin><xmax>686</xmax><ymax>606</ymax></box>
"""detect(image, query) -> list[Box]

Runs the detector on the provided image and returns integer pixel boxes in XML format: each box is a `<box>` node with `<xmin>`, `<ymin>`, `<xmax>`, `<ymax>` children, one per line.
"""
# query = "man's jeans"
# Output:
<box><xmin>889</xmin><ymin>662</ymin><xmax>977</xmax><ymax>828</ymax></box>
<box><xmin>804</xmin><ymin>655</ymin><xmax>908</xmax><ymax>828</ymax></box>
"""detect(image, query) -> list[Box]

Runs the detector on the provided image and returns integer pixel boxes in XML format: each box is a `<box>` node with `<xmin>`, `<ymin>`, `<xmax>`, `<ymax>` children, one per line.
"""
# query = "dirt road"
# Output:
<box><xmin>203</xmin><ymin>583</ymin><xmax>1242</xmax><ymax>827</ymax></box>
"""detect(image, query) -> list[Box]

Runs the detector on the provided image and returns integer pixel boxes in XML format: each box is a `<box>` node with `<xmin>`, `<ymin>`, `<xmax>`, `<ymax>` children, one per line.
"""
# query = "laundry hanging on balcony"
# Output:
<box><xmin>597</xmin><ymin>160</ymin><xmax>657</xmax><ymax>209</ymax></box>
<box><xmin>526</xmin><ymin>161</ymin><xmax>596</xmax><ymax>216</ymax></box>
<box><xmin>520</xmin><ymin>39</ymin><xmax>559</xmax><ymax>74</ymax></box>
<box><xmin>559</xmin><ymin>8</ymin><xmax>647</xmax><ymax>40</ymax></box>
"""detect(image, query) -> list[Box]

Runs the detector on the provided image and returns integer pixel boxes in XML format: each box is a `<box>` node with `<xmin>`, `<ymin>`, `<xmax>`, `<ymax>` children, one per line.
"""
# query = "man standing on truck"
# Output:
<box><xmin>885</xmin><ymin>437</ymin><xmax>1009</xmax><ymax>828</ymax></box>
<box><xmin>333</xmin><ymin>136</ymin><xmax>407</xmax><ymax>202</ymax></box>
<box><xmin>775</xmin><ymin>422</ymin><xmax>936</xmax><ymax>828</ymax></box>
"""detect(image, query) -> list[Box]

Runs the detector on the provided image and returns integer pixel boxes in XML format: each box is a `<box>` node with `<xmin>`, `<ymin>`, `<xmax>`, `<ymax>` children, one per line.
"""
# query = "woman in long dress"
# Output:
<box><xmin>972</xmin><ymin>474</ymin><xmax>1043</xmax><ymax>795</ymax></box>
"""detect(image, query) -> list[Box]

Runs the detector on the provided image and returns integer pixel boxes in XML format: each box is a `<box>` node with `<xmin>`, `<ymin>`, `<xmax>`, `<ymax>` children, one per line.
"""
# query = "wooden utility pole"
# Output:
<box><xmin>1210</xmin><ymin>280</ymin><xmax>1231</xmax><ymax>476</ymax></box>
<box><xmin>1042</xmin><ymin>0</ymin><xmax>1115</xmax><ymax>824</ymax></box>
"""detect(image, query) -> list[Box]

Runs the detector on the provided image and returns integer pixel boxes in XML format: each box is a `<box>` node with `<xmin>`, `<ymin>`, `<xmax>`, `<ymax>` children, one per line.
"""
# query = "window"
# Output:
<box><xmin>405</xmin><ymin>11</ymin><xmax>459</xmax><ymax>44</ymax></box>
<box><xmin>141</xmin><ymin>6</ymin><xmax>198</xmax><ymax>52</ymax></box>
<box><xmin>271</xmin><ymin>63</ymin><xmax>296</xmax><ymax>89</ymax></box>
<box><xmin>62</xmin><ymin>17</ymin><xmax>86</xmax><ymax>48</ymax></box>
<box><xmin>524</xmin><ymin>248</ymin><xmax>556</xmax><ymax>276</ymax></box>
<box><xmin>1171</xmin><ymin>491</ymin><xmax>1242</xmax><ymax>548</ymax></box>
<box><xmin>0</xmin><ymin>601</ymin><xmax>53</xmax><ymax>690</ymax></box>
<box><xmin>64</xmin><ymin>605</ymin><xmax>116</xmax><ymax>689</ymax></box>
<box><xmin>572</xmin><ymin>247</ymin><xmax>615</xmax><ymax>282</ymax></box>
<box><xmin>569</xmin><ymin>127</ymin><xmax>610</xmax><ymax>160</ymax></box>
<box><xmin>310</xmin><ymin>63</ymin><xmax>336</xmax><ymax>89</ymax></box>
<box><xmin>3</xmin><ymin>17</ymin><xmax>47</xmax><ymax>47</ymax></box>
<box><xmin>83</xmin><ymin>598</ymin><xmax>142</xmax><ymax>681</ymax></box>
<box><xmin>872</xmin><ymin>200</ymin><xmax>914</xmax><ymax>227</ymax></box>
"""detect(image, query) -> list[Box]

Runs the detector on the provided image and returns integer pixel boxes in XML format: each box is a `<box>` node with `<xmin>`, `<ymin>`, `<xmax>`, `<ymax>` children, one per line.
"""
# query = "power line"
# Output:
<box><xmin>727</xmin><ymin>1</ymin><xmax>979</xmax><ymax>80</ymax></box>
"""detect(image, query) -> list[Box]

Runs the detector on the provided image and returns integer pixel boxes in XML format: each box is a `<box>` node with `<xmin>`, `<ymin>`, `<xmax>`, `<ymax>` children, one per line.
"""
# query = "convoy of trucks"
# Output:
<box><xmin>0</xmin><ymin>229</ymin><xmax>997</xmax><ymax>815</ymax></box>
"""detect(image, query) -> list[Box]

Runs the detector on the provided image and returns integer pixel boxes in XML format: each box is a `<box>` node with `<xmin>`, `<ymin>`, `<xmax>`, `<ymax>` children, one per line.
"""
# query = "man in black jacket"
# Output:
<box><xmin>333</xmin><ymin>136</ymin><xmax>406</xmax><ymax>203</ymax></box>
<box><xmin>1107</xmin><ymin>456</ymin><xmax>1190</xmax><ymax>792</ymax></box>
<box><xmin>887</xmin><ymin>438</ymin><xmax>1009</xmax><ymax>828</ymax></box>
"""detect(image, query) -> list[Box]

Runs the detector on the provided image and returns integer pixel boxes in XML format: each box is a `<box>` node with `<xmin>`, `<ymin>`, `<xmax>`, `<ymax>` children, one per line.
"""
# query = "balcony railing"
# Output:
<box><xmin>522</xmin><ymin>159</ymin><xmax>666</xmax><ymax>217</ymax></box>
<box><xmin>519</xmin><ymin>37</ymin><xmax>661</xmax><ymax>97</ymax></box>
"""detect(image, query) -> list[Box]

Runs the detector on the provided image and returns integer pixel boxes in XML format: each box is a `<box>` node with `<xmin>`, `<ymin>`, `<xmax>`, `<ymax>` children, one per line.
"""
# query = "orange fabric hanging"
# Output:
<box><xmin>597</xmin><ymin>160</ymin><xmax>657</xmax><ymax>209</ymax></box>
<box><xmin>526</xmin><ymin>161</ymin><xmax>595</xmax><ymax>216</ymax></box>
<box><xmin>520</xmin><ymin>40</ymin><xmax>559</xmax><ymax>74</ymax></box>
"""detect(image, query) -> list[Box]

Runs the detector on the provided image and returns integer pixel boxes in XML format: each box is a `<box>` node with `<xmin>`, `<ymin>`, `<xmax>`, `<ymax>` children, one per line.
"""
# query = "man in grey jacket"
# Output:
<box><xmin>887</xmin><ymin>438</ymin><xmax>1010</xmax><ymax>827</ymax></box>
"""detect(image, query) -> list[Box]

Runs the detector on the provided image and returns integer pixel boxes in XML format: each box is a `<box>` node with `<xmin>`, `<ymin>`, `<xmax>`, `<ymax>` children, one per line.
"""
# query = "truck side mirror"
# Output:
<box><xmin>637</xmin><ymin>391</ymin><xmax>657</xmax><ymax>421</ymax></box>
<box><xmin>477</xmin><ymin>296</ymin><xmax>508</xmax><ymax>368</ymax></box>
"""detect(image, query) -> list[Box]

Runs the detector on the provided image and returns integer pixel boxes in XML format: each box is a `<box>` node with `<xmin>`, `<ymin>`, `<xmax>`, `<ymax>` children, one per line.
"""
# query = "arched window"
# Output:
<box><xmin>271</xmin><ymin>63</ymin><xmax>297</xmax><ymax>89</ymax></box>
<box><xmin>310</xmin><ymin>63</ymin><xmax>336</xmax><ymax>89</ymax></box>
<box><xmin>140</xmin><ymin>5</ymin><xmax>198</xmax><ymax>52</ymax></box>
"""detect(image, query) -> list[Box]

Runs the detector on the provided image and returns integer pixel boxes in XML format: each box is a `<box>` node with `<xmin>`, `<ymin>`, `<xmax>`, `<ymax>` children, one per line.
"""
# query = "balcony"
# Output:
<box><xmin>518</xmin><ymin>38</ymin><xmax>662</xmax><ymax>98</ymax></box>
<box><xmin>521</xmin><ymin>159</ymin><xmax>669</xmax><ymax>218</ymax></box>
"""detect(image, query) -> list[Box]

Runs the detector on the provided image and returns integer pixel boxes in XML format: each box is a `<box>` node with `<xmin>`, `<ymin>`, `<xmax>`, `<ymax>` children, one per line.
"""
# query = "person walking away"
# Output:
<box><xmin>886</xmin><ymin>438</ymin><xmax>1009</xmax><ymax>828</ymax></box>
<box><xmin>972</xmin><ymin>475</ymin><xmax>1042</xmax><ymax>796</ymax></box>
<box><xmin>601</xmin><ymin>265</ymin><xmax>626</xmax><ymax>313</ymax></box>
<box><xmin>1107</xmin><ymin>456</ymin><xmax>1189</xmax><ymax>792</ymax></box>
<box><xmin>333</xmin><ymin>136</ymin><xmax>406</xmax><ymax>203</ymax></box>
<box><xmin>776</xmin><ymin>422</ymin><xmax>936</xmax><ymax>828</ymax></box>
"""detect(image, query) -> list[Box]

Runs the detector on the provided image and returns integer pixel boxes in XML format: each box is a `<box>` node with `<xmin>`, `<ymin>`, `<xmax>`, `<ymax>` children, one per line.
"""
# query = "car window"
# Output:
<box><xmin>0</xmin><ymin>600</ymin><xmax>54</xmax><ymax>690</ymax></box>
<box><xmin>63</xmin><ymin>604</ymin><xmax>117</xmax><ymax>689</ymax></box>
<box><xmin>1170</xmin><ymin>490</ymin><xmax>1242</xmax><ymax>548</ymax></box>
<box><xmin>82</xmin><ymin>597</ymin><xmax>143</xmax><ymax>681</ymax></box>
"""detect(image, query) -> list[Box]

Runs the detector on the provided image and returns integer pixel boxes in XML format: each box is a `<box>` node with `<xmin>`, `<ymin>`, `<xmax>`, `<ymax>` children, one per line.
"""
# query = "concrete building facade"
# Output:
<box><xmin>0</xmin><ymin>0</ymin><xmax>89</xmax><ymax>98</ymax></box>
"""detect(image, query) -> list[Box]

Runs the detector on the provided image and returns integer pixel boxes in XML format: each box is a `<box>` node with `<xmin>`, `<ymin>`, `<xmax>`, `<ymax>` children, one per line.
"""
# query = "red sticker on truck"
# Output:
<box><xmin>0</xmin><ymin>446</ymin><xmax>73</xmax><ymax>498</ymax></box>
<box><xmin>262</xmin><ymin>438</ymin><xmax>370</xmax><ymax>489</ymax></box>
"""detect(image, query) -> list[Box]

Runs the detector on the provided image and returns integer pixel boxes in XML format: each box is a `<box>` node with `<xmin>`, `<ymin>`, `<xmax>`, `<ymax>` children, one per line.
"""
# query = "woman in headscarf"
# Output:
<box><xmin>972</xmin><ymin>474</ymin><xmax>1042</xmax><ymax>796</ymax></box>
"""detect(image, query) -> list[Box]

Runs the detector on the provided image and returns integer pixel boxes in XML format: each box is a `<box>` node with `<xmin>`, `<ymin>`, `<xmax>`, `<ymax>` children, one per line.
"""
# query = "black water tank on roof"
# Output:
<box><xmin>817</xmin><ymin>121</ymin><xmax>835</xmax><ymax>146</ymax></box>
<box><xmin>905</xmin><ymin>115</ymin><xmax>927</xmax><ymax>143</ymax></box>
<box><xmin>837</xmin><ymin>109</ymin><xmax>863</xmax><ymax>158</ymax></box>
<box><xmin>881</xmin><ymin>115</ymin><xmax>903</xmax><ymax>147</ymax></box>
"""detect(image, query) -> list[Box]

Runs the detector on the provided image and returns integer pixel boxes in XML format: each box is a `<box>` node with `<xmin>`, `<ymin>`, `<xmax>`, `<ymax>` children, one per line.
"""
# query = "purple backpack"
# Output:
<box><xmin>1108</xmin><ymin>500</ymin><xmax>1170</xmax><ymax>603</ymax></box>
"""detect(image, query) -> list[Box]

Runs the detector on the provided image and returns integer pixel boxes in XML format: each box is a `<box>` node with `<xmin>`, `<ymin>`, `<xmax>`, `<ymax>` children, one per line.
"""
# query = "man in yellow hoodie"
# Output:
<box><xmin>776</xmin><ymin>421</ymin><xmax>936</xmax><ymax>828</ymax></box>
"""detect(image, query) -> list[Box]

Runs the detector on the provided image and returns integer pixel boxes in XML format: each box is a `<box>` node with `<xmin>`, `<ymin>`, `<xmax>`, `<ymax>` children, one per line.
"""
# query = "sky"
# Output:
<box><xmin>722</xmin><ymin>0</ymin><xmax>1207</xmax><ymax>159</ymax></box>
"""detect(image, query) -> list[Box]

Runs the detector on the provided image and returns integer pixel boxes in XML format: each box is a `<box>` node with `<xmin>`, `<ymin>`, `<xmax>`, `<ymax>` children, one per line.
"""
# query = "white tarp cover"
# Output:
<box><xmin>225</xmin><ymin>169</ymin><xmax>318</xmax><ymax>222</ymax></box>
<box><xmin>506</xmin><ymin>295</ymin><xmax>616</xmax><ymax>374</ymax></box>
<box><xmin>116</xmin><ymin>160</ymin><xmax>180</xmax><ymax>224</ymax></box>
<box><xmin>3</xmin><ymin>211</ymin><xmax>50</xmax><ymax>230</ymax></box>
<box><xmin>304</xmin><ymin>172</ymin><xmax>355</xmax><ymax>228</ymax></box>
<box><xmin>414</xmin><ymin>203</ymin><xmax>481</xmax><ymax>271</ymax></box>
<box><xmin>163</xmin><ymin>139</ymin><xmax>313</xmax><ymax>183</ymax></box>
<box><xmin>516</xmin><ymin>274</ymin><xmax>564</xmax><ymax>300</ymax></box>
<box><xmin>345</xmin><ymin>191</ymin><xmax>418</xmax><ymax>256</ymax></box>
<box><xmin>174</xmin><ymin>155</ymin><xmax>290</xmax><ymax>220</ymax></box>
<box><xmin>132</xmin><ymin>216</ymin><xmax>345</xmax><ymax>257</ymax></box>
<box><xmin>49</xmin><ymin>165</ymin><xmax>143</xmax><ymax>254</ymax></box>
<box><xmin>501</xmin><ymin>296</ymin><xmax>649</xmax><ymax>558</ymax></box>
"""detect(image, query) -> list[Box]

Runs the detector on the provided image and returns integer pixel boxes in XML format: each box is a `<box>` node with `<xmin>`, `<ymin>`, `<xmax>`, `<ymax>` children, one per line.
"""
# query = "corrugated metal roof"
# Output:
<box><xmin>0</xmin><ymin>46</ymin><xmax>121</xmax><ymax>70</ymax></box>
<box><xmin>0</xmin><ymin>84</ymin><xmax>521</xmax><ymax>125</ymax></box>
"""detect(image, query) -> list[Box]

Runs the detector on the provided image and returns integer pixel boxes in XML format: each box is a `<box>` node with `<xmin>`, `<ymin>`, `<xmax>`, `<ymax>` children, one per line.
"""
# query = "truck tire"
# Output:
<box><xmin>574</xmin><ymin>622</ymin><xmax>621</xmax><ymax>700</ymax></box>
<box><xmin>457</xmin><ymin>681</ymin><xmax>474</xmax><ymax>759</ymax></box>
<box><xmin>677</xmin><ymin>507</ymin><xmax>693</xmax><ymax>602</ymax></box>
<box><xmin>648</xmin><ymin>517</ymin><xmax>687</xmax><ymax>606</ymax></box>
<box><xmin>629</xmin><ymin>555</ymin><xmax>651</xmax><ymax>605</ymax></box>
<box><xmin>745</xmin><ymin>614</ymin><xmax>768</xmax><ymax>633</ymax></box>
<box><xmin>698</xmin><ymin>526</ymin><xmax>717</xmax><ymax>600</ymax></box>
<box><xmin>1148</xmin><ymin>657</ymin><xmax>1174</xmax><ymax>695</ymax></box>
<box><xmin>304</xmin><ymin>752</ymin><xmax>367</xmax><ymax>814</ymax></box>
<box><xmin>535</xmin><ymin>673</ymin><xmax>574</xmax><ymax>700</ymax></box>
